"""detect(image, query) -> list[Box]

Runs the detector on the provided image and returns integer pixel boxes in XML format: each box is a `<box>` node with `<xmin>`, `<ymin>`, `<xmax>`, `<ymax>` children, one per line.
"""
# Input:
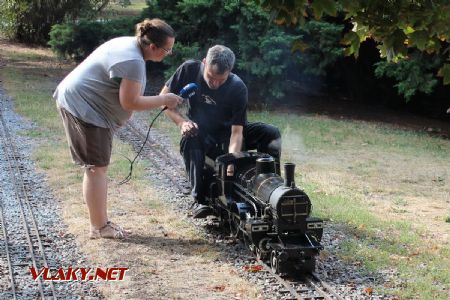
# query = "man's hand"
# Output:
<box><xmin>226</xmin><ymin>164</ymin><xmax>235</xmax><ymax>176</ymax></box>
<box><xmin>179</xmin><ymin>120</ymin><xmax>198</xmax><ymax>137</ymax></box>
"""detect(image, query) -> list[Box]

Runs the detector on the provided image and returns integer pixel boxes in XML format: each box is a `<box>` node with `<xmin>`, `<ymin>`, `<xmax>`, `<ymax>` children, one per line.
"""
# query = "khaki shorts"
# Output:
<box><xmin>58</xmin><ymin>106</ymin><xmax>113</xmax><ymax>168</ymax></box>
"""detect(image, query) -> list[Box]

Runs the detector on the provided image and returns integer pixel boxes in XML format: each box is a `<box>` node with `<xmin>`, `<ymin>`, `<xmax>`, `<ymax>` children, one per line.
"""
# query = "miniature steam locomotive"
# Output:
<box><xmin>202</xmin><ymin>151</ymin><xmax>324</xmax><ymax>275</ymax></box>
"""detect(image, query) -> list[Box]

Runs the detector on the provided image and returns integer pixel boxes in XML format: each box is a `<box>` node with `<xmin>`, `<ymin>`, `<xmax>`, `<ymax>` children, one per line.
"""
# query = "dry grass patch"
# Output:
<box><xmin>0</xmin><ymin>38</ymin><xmax>74</xmax><ymax>75</ymax></box>
<box><xmin>286</xmin><ymin>140</ymin><xmax>450</xmax><ymax>243</ymax></box>
<box><xmin>40</xmin><ymin>139</ymin><xmax>261</xmax><ymax>299</ymax></box>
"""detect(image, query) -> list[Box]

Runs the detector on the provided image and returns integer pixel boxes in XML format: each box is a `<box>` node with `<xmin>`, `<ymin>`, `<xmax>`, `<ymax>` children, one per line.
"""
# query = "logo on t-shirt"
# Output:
<box><xmin>201</xmin><ymin>94</ymin><xmax>217</xmax><ymax>106</ymax></box>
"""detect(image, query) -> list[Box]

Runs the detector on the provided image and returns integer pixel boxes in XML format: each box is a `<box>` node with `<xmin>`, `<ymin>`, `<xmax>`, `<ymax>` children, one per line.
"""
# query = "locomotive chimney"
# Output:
<box><xmin>284</xmin><ymin>163</ymin><xmax>296</xmax><ymax>187</ymax></box>
<box><xmin>255</xmin><ymin>157</ymin><xmax>276</xmax><ymax>175</ymax></box>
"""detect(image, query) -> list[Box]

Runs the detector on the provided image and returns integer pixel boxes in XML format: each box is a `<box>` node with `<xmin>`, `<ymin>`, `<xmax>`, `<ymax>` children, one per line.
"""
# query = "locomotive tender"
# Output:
<box><xmin>202</xmin><ymin>151</ymin><xmax>324</xmax><ymax>275</ymax></box>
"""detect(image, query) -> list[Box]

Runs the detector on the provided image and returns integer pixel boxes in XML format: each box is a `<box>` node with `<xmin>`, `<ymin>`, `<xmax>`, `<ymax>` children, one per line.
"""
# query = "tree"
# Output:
<box><xmin>142</xmin><ymin>0</ymin><xmax>344</xmax><ymax>101</ymax></box>
<box><xmin>143</xmin><ymin>0</ymin><xmax>299</xmax><ymax>99</ymax></box>
<box><xmin>0</xmin><ymin>0</ymin><xmax>123</xmax><ymax>44</ymax></box>
<box><xmin>254</xmin><ymin>0</ymin><xmax>450</xmax><ymax>86</ymax></box>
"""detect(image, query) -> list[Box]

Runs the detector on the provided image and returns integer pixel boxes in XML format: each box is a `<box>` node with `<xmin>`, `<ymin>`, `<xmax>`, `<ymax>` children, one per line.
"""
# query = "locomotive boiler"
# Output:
<box><xmin>202</xmin><ymin>152</ymin><xmax>324</xmax><ymax>275</ymax></box>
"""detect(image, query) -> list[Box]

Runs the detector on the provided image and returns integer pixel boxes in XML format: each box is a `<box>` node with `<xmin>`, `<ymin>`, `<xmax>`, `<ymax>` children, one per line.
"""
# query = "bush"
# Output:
<box><xmin>374</xmin><ymin>52</ymin><xmax>440</xmax><ymax>101</ymax></box>
<box><xmin>295</xmin><ymin>20</ymin><xmax>344</xmax><ymax>77</ymax></box>
<box><xmin>0</xmin><ymin>0</ymin><xmax>96</xmax><ymax>45</ymax></box>
<box><xmin>162</xmin><ymin>43</ymin><xmax>203</xmax><ymax>78</ymax></box>
<box><xmin>48</xmin><ymin>17</ymin><xmax>138</xmax><ymax>62</ymax></box>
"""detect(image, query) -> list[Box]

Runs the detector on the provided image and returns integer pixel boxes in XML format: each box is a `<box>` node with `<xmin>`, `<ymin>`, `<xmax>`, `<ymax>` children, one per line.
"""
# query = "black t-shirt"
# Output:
<box><xmin>166</xmin><ymin>60</ymin><xmax>247</xmax><ymax>139</ymax></box>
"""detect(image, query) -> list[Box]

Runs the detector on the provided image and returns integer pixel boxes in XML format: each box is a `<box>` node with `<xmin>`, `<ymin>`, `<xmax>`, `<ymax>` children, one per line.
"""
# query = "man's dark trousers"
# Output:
<box><xmin>180</xmin><ymin>122</ymin><xmax>281</xmax><ymax>204</ymax></box>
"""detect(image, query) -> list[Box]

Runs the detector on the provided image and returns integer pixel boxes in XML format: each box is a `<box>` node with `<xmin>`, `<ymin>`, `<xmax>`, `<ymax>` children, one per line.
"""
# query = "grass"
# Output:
<box><xmin>101</xmin><ymin>0</ymin><xmax>147</xmax><ymax>18</ymax></box>
<box><xmin>251</xmin><ymin>111</ymin><xmax>448</xmax><ymax>158</ymax></box>
<box><xmin>153</xmin><ymin>109</ymin><xmax>450</xmax><ymax>299</ymax></box>
<box><xmin>1</xmin><ymin>40</ymin><xmax>449</xmax><ymax>299</ymax></box>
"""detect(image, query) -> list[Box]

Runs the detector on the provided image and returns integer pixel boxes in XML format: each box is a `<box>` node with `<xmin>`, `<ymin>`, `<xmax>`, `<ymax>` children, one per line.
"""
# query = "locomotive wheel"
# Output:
<box><xmin>244</xmin><ymin>237</ymin><xmax>254</xmax><ymax>253</ymax></box>
<box><xmin>256</xmin><ymin>238</ymin><xmax>271</xmax><ymax>261</ymax></box>
<box><xmin>270</xmin><ymin>250</ymin><xmax>280</xmax><ymax>274</ymax></box>
<box><xmin>255</xmin><ymin>247</ymin><xmax>261</xmax><ymax>260</ymax></box>
<box><xmin>229</xmin><ymin>214</ymin><xmax>241</xmax><ymax>238</ymax></box>
<box><xmin>255</xmin><ymin>247</ymin><xmax>267</xmax><ymax>261</ymax></box>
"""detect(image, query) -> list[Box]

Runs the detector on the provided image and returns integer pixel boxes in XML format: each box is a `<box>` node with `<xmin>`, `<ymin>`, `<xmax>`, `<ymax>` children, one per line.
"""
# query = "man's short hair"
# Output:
<box><xmin>205</xmin><ymin>45</ymin><xmax>235</xmax><ymax>74</ymax></box>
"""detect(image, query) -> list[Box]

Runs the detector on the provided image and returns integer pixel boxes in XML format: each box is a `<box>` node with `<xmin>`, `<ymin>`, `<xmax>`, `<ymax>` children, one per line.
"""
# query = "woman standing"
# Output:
<box><xmin>53</xmin><ymin>18</ymin><xmax>181</xmax><ymax>239</ymax></box>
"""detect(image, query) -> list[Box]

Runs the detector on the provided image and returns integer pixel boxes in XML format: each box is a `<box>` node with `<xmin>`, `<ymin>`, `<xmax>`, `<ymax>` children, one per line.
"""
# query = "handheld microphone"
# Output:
<box><xmin>179</xmin><ymin>82</ymin><xmax>198</xmax><ymax>98</ymax></box>
<box><xmin>163</xmin><ymin>83</ymin><xmax>198</xmax><ymax>111</ymax></box>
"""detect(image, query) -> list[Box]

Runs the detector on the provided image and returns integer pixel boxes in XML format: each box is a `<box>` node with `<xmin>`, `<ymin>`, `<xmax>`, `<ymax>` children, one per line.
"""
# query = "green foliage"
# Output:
<box><xmin>143</xmin><ymin>0</ymin><xmax>240</xmax><ymax>51</ymax></box>
<box><xmin>341</xmin><ymin>31</ymin><xmax>360</xmax><ymax>57</ymax></box>
<box><xmin>236</xmin><ymin>28</ymin><xmax>294</xmax><ymax>99</ymax></box>
<box><xmin>0</xmin><ymin>0</ymin><xmax>102</xmax><ymax>44</ymax></box>
<box><xmin>48</xmin><ymin>17</ymin><xmax>137</xmax><ymax>62</ymax></box>
<box><xmin>295</xmin><ymin>21</ymin><xmax>344</xmax><ymax>76</ymax></box>
<box><xmin>374</xmin><ymin>54</ymin><xmax>440</xmax><ymax>101</ymax></box>
<box><xmin>0</xmin><ymin>0</ymin><xmax>27</xmax><ymax>39</ymax></box>
<box><xmin>142</xmin><ymin>0</ymin><xmax>344</xmax><ymax>101</ymax></box>
<box><xmin>49</xmin><ymin>21</ymin><xmax>104</xmax><ymax>62</ymax></box>
<box><xmin>438</xmin><ymin>64</ymin><xmax>450</xmax><ymax>85</ymax></box>
<box><xmin>229</xmin><ymin>2</ymin><xmax>296</xmax><ymax>99</ymax></box>
<box><xmin>0</xmin><ymin>0</ymin><xmax>135</xmax><ymax>44</ymax></box>
<box><xmin>162</xmin><ymin>43</ymin><xmax>203</xmax><ymax>78</ymax></box>
<box><xmin>254</xmin><ymin>0</ymin><xmax>450</xmax><ymax>87</ymax></box>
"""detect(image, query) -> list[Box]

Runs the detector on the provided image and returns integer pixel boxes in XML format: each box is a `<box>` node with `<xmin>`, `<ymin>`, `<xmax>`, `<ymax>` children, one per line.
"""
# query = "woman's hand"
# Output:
<box><xmin>164</xmin><ymin>93</ymin><xmax>183</xmax><ymax>109</ymax></box>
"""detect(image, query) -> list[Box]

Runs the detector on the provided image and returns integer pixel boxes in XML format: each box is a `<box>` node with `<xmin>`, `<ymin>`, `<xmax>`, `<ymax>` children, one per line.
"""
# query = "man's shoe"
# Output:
<box><xmin>192</xmin><ymin>204</ymin><xmax>214</xmax><ymax>219</ymax></box>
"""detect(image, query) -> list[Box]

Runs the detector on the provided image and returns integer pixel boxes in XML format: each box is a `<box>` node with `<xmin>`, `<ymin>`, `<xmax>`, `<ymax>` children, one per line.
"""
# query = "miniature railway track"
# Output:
<box><xmin>256</xmin><ymin>262</ymin><xmax>343</xmax><ymax>300</ymax></box>
<box><xmin>0</xmin><ymin>106</ymin><xmax>57</xmax><ymax>299</ymax></box>
<box><xmin>118</xmin><ymin>118</ymin><xmax>189</xmax><ymax>194</ymax></box>
<box><xmin>119</xmin><ymin>115</ymin><xmax>344</xmax><ymax>300</ymax></box>
<box><xmin>0</xmin><ymin>194</ymin><xmax>16</xmax><ymax>298</ymax></box>
<box><xmin>307</xmin><ymin>273</ymin><xmax>345</xmax><ymax>300</ymax></box>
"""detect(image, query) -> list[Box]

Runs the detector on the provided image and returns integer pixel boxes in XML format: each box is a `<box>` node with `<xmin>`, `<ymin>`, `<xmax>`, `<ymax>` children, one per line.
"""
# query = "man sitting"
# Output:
<box><xmin>161</xmin><ymin>45</ymin><xmax>281</xmax><ymax>218</ymax></box>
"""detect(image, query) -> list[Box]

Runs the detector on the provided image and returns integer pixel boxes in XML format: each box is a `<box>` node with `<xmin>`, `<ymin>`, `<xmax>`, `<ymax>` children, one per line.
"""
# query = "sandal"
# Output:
<box><xmin>89</xmin><ymin>221</ymin><xmax>127</xmax><ymax>239</ymax></box>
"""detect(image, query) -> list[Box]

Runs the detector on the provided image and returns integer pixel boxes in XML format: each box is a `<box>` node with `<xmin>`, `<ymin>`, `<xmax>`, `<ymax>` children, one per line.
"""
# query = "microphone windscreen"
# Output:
<box><xmin>179</xmin><ymin>83</ymin><xmax>198</xmax><ymax>98</ymax></box>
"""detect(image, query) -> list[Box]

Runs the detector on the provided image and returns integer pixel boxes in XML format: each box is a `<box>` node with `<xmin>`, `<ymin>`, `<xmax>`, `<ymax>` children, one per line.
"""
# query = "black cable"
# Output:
<box><xmin>118</xmin><ymin>82</ymin><xmax>197</xmax><ymax>185</ymax></box>
<box><xmin>118</xmin><ymin>107</ymin><xmax>166</xmax><ymax>185</ymax></box>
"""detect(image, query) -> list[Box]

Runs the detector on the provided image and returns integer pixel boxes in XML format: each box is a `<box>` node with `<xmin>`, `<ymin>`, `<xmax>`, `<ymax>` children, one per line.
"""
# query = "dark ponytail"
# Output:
<box><xmin>135</xmin><ymin>18</ymin><xmax>175</xmax><ymax>47</ymax></box>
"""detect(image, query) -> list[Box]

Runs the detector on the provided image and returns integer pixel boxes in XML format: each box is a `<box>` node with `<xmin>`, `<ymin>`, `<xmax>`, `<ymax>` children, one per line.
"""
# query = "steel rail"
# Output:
<box><xmin>258</xmin><ymin>261</ymin><xmax>306</xmax><ymax>300</ymax></box>
<box><xmin>0</xmin><ymin>194</ymin><xmax>16</xmax><ymax>299</ymax></box>
<box><xmin>119</xmin><ymin>121</ymin><xmax>188</xmax><ymax>194</ymax></box>
<box><xmin>254</xmin><ymin>255</ymin><xmax>341</xmax><ymax>300</ymax></box>
<box><xmin>0</xmin><ymin>106</ymin><xmax>57</xmax><ymax>299</ymax></box>
<box><xmin>125</xmin><ymin>118</ymin><xmax>182</xmax><ymax>171</ymax></box>
<box><xmin>310</xmin><ymin>273</ymin><xmax>345</xmax><ymax>300</ymax></box>
<box><xmin>303</xmin><ymin>275</ymin><xmax>333</xmax><ymax>300</ymax></box>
